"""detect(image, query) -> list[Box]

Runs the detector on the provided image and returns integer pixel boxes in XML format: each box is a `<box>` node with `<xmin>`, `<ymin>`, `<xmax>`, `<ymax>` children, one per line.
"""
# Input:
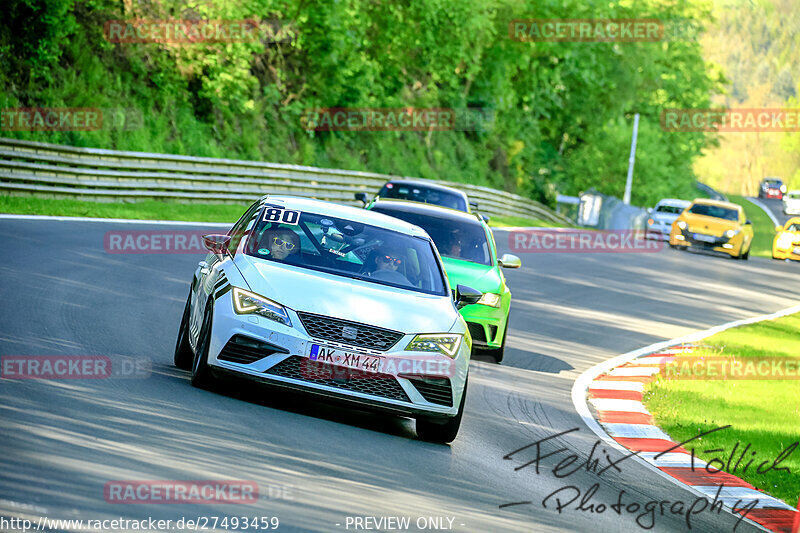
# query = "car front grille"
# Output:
<box><xmin>406</xmin><ymin>377</ymin><xmax>453</xmax><ymax>407</ymax></box>
<box><xmin>297</xmin><ymin>312</ymin><xmax>404</xmax><ymax>352</ymax></box>
<box><xmin>265</xmin><ymin>356</ymin><xmax>410</xmax><ymax>402</ymax></box>
<box><xmin>217</xmin><ymin>335</ymin><xmax>284</xmax><ymax>364</ymax></box>
<box><xmin>467</xmin><ymin>322</ymin><xmax>486</xmax><ymax>344</ymax></box>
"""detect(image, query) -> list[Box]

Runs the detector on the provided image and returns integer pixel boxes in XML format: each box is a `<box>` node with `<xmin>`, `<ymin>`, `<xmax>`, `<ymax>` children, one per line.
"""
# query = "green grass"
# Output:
<box><xmin>487</xmin><ymin>214</ymin><xmax>569</xmax><ymax>228</ymax></box>
<box><xmin>644</xmin><ymin>313</ymin><xmax>800</xmax><ymax>507</ymax></box>
<box><xmin>0</xmin><ymin>196</ymin><xmax>257</xmax><ymax>223</ymax></box>
<box><xmin>728</xmin><ymin>194</ymin><xmax>777</xmax><ymax>258</ymax></box>
<box><xmin>0</xmin><ymin>195</ymin><xmax>569</xmax><ymax>228</ymax></box>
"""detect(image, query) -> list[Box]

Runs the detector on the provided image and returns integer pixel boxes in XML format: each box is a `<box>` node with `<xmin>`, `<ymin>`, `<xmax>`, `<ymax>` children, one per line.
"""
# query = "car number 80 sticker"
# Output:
<box><xmin>263</xmin><ymin>207</ymin><xmax>300</xmax><ymax>225</ymax></box>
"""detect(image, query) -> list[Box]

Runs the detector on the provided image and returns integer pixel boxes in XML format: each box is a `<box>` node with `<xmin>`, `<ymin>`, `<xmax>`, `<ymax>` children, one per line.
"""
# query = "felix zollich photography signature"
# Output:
<box><xmin>498</xmin><ymin>425</ymin><xmax>797</xmax><ymax>530</ymax></box>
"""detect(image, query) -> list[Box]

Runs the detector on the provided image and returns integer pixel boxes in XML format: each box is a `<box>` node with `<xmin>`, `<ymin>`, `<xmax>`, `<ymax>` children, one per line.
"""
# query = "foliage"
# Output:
<box><xmin>0</xmin><ymin>0</ymin><xmax>723</xmax><ymax>207</ymax></box>
<box><xmin>694</xmin><ymin>0</ymin><xmax>800</xmax><ymax>196</ymax></box>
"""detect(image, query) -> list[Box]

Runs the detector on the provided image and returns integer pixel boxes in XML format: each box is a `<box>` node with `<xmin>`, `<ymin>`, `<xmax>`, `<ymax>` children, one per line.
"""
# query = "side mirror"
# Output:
<box><xmin>480</xmin><ymin>214</ymin><xmax>491</xmax><ymax>223</ymax></box>
<box><xmin>745</xmin><ymin>220</ymin><xmax>752</xmax><ymax>225</ymax></box>
<box><xmin>469</xmin><ymin>201</ymin><xmax>479</xmax><ymax>211</ymax></box>
<box><xmin>498</xmin><ymin>253</ymin><xmax>522</xmax><ymax>269</ymax></box>
<box><xmin>455</xmin><ymin>284</ymin><xmax>482</xmax><ymax>310</ymax></box>
<box><xmin>775</xmin><ymin>225</ymin><xmax>783</xmax><ymax>232</ymax></box>
<box><xmin>354</xmin><ymin>192</ymin><xmax>368</xmax><ymax>206</ymax></box>
<box><xmin>203</xmin><ymin>234</ymin><xmax>231</xmax><ymax>258</ymax></box>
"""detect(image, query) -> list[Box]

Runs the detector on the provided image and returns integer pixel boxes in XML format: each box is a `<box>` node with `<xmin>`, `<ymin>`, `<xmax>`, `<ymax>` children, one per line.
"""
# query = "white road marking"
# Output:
<box><xmin>588</xmin><ymin>398</ymin><xmax>649</xmax><ymax>413</ymax></box>
<box><xmin>602</xmin><ymin>423</ymin><xmax>672</xmax><ymax>440</ymax></box>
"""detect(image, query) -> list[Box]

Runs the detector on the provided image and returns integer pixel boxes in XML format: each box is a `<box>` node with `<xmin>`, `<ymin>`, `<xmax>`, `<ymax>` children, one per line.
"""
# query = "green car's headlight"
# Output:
<box><xmin>406</xmin><ymin>334</ymin><xmax>462</xmax><ymax>358</ymax></box>
<box><xmin>232</xmin><ymin>287</ymin><xmax>292</xmax><ymax>326</ymax></box>
<box><xmin>477</xmin><ymin>293</ymin><xmax>501</xmax><ymax>308</ymax></box>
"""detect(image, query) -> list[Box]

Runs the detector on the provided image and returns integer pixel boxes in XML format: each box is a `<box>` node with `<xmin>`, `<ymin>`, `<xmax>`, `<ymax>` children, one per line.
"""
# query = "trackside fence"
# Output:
<box><xmin>0</xmin><ymin>137</ymin><xmax>571</xmax><ymax>224</ymax></box>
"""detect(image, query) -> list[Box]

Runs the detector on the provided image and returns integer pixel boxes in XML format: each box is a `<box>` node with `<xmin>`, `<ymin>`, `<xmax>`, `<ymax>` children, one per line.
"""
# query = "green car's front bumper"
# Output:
<box><xmin>460</xmin><ymin>292</ymin><xmax>511</xmax><ymax>349</ymax></box>
<box><xmin>442</xmin><ymin>258</ymin><xmax>511</xmax><ymax>351</ymax></box>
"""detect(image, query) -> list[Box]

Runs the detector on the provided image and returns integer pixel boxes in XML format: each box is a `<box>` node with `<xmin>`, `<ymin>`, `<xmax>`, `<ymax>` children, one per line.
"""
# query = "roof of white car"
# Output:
<box><xmin>655</xmin><ymin>198</ymin><xmax>691</xmax><ymax>207</ymax></box>
<box><xmin>259</xmin><ymin>195</ymin><xmax>430</xmax><ymax>239</ymax></box>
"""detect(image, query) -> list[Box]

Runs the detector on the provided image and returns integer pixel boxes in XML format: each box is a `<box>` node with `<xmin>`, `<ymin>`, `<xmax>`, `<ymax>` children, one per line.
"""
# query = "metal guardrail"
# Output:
<box><xmin>0</xmin><ymin>137</ymin><xmax>571</xmax><ymax>224</ymax></box>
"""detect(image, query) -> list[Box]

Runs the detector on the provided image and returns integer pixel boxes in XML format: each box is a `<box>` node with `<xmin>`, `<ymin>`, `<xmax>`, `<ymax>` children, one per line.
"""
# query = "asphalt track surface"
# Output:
<box><xmin>1</xmin><ymin>217</ymin><xmax>799</xmax><ymax>533</ymax></box>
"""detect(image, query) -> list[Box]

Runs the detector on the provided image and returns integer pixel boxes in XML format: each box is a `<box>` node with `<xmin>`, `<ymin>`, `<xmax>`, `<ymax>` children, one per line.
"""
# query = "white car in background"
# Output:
<box><xmin>783</xmin><ymin>190</ymin><xmax>800</xmax><ymax>215</ymax></box>
<box><xmin>646</xmin><ymin>199</ymin><xmax>691</xmax><ymax>240</ymax></box>
<box><xmin>173</xmin><ymin>195</ymin><xmax>479</xmax><ymax>443</ymax></box>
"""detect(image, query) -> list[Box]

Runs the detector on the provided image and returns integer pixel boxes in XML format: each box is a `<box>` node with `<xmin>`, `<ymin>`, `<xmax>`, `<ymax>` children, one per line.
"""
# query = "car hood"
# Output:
<box><xmin>679</xmin><ymin>213</ymin><xmax>741</xmax><ymax>235</ymax></box>
<box><xmin>235</xmin><ymin>255</ymin><xmax>458</xmax><ymax>334</ymax></box>
<box><xmin>441</xmin><ymin>258</ymin><xmax>503</xmax><ymax>294</ymax></box>
<box><xmin>652</xmin><ymin>212</ymin><xmax>681</xmax><ymax>224</ymax></box>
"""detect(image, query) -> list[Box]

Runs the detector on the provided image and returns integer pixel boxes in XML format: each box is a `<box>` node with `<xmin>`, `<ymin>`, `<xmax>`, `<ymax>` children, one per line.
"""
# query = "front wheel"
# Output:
<box><xmin>174</xmin><ymin>288</ymin><xmax>194</xmax><ymax>370</ymax></box>
<box><xmin>416</xmin><ymin>376</ymin><xmax>468</xmax><ymax>444</ymax></box>
<box><xmin>191</xmin><ymin>302</ymin><xmax>215</xmax><ymax>389</ymax></box>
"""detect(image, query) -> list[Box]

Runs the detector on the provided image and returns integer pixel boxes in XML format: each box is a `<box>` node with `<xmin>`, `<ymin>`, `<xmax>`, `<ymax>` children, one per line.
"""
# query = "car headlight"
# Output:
<box><xmin>406</xmin><ymin>334</ymin><xmax>462</xmax><ymax>358</ymax></box>
<box><xmin>232</xmin><ymin>287</ymin><xmax>292</xmax><ymax>326</ymax></box>
<box><xmin>724</xmin><ymin>229</ymin><xmax>740</xmax><ymax>239</ymax></box>
<box><xmin>676</xmin><ymin>220</ymin><xmax>688</xmax><ymax>230</ymax></box>
<box><xmin>777</xmin><ymin>233</ymin><xmax>793</xmax><ymax>249</ymax></box>
<box><xmin>477</xmin><ymin>293</ymin><xmax>502</xmax><ymax>308</ymax></box>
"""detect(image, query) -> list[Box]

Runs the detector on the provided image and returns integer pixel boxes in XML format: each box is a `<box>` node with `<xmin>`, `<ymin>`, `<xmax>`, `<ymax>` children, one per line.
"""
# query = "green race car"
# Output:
<box><xmin>368</xmin><ymin>199</ymin><xmax>520</xmax><ymax>362</ymax></box>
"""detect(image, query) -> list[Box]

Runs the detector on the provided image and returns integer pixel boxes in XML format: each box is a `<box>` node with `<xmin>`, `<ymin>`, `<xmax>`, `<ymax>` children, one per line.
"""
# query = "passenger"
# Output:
<box><xmin>261</xmin><ymin>228</ymin><xmax>300</xmax><ymax>261</ymax></box>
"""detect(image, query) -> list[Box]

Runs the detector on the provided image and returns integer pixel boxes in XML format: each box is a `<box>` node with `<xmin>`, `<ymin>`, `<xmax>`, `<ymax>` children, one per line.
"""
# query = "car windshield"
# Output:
<box><xmin>786</xmin><ymin>192</ymin><xmax>800</xmax><ymax>200</ymax></box>
<box><xmin>688</xmin><ymin>203</ymin><xmax>739</xmax><ymax>221</ymax></box>
<box><xmin>764</xmin><ymin>180</ymin><xmax>782</xmax><ymax>187</ymax></box>
<box><xmin>787</xmin><ymin>224</ymin><xmax>800</xmax><ymax>232</ymax></box>
<box><xmin>243</xmin><ymin>207</ymin><xmax>447</xmax><ymax>295</ymax></box>
<box><xmin>371</xmin><ymin>207</ymin><xmax>492</xmax><ymax>266</ymax></box>
<box><xmin>378</xmin><ymin>183</ymin><xmax>467</xmax><ymax>211</ymax></box>
<box><xmin>656</xmin><ymin>205</ymin><xmax>684</xmax><ymax>214</ymax></box>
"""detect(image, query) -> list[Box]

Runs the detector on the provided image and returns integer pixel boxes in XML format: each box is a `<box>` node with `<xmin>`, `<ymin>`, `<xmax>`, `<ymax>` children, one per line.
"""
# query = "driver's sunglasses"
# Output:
<box><xmin>379</xmin><ymin>255</ymin><xmax>402</xmax><ymax>266</ymax></box>
<box><xmin>272</xmin><ymin>237</ymin><xmax>296</xmax><ymax>251</ymax></box>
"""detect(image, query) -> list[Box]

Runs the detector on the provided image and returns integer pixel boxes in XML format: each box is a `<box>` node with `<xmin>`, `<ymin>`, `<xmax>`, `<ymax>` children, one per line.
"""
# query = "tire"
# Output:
<box><xmin>416</xmin><ymin>376</ymin><xmax>468</xmax><ymax>444</ymax></box>
<box><xmin>191</xmin><ymin>301</ymin><xmax>215</xmax><ymax>389</ymax></box>
<box><xmin>741</xmin><ymin>247</ymin><xmax>750</xmax><ymax>260</ymax></box>
<box><xmin>173</xmin><ymin>288</ymin><xmax>194</xmax><ymax>370</ymax></box>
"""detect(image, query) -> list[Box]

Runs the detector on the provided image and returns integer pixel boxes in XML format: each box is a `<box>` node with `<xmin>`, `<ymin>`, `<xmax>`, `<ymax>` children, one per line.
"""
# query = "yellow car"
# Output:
<box><xmin>772</xmin><ymin>217</ymin><xmax>800</xmax><ymax>261</ymax></box>
<box><xmin>669</xmin><ymin>199</ymin><xmax>754</xmax><ymax>259</ymax></box>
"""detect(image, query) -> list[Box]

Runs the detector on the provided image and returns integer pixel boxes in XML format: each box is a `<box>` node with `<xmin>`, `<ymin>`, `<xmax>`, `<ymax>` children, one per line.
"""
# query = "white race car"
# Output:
<box><xmin>646</xmin><ymin>198</ymin><xmax>690</xmax><ymax>240</ymax></box>
<box><xmin>783</xmin><ymin>190</ymin><xmax>800</xmax><ymax>216</ymax></box>
<box><xmin>174</xmin><ymin>196</ymin><xmax>479</xmax><ymax>443</ymax></box>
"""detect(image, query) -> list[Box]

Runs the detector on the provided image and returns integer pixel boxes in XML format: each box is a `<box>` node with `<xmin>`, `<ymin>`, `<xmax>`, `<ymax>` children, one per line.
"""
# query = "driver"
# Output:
<box><xmin>441</xmin><ymin>231</ymin><xmax>463</xmax><ymax>258</ymax></box>
<box><xmin>371</xmin><ymin>248</ymin><xmax>404</xmax><ymax>273</ymax></box>
<box><xmin>365</xmin><ymin>247</ymin><xmax>410</xmax><ymax>286</ymax></box>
